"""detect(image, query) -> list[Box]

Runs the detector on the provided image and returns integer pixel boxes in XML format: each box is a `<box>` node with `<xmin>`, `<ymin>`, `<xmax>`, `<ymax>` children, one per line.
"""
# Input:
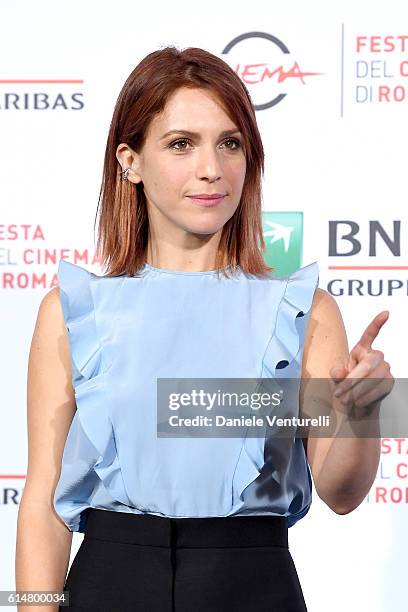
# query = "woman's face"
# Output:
<box><xmin>118</xmin><ymin>87</ymin><xmax>247</xmax><ymax>237</ymax></box>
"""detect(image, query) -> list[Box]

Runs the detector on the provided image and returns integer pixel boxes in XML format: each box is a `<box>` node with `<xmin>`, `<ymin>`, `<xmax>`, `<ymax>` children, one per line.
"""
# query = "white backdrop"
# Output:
<box><xmin>1</xmin><ymin>1</ymin><xmax>407</xmax><ymax>610</ymax></box>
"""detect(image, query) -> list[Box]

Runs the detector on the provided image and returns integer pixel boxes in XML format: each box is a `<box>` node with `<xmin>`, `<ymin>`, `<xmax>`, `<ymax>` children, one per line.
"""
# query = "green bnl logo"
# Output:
<box><xmin>261</xmin><ymin>212</ymin><xmax>303</xmax><ymax>277</ymax></box>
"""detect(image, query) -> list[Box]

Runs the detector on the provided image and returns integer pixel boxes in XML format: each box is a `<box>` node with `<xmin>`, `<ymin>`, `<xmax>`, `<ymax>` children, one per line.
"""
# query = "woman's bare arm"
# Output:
<box><xmin>15</xmin><ymin>286</ymin><xmax>76</xmax><ymax>611</ymax></box>
<box><xmin>300</xmin><ymin>288</ymin><xmax>382</xmax><ymax>514</ymax></box>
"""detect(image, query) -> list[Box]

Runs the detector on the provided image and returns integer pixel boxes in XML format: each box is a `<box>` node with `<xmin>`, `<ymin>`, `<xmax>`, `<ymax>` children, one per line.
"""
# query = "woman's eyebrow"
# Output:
<box><xmin>159</xmin><ymin>128</ymin><xmax>241</xmax><ymax>140</ymax></box>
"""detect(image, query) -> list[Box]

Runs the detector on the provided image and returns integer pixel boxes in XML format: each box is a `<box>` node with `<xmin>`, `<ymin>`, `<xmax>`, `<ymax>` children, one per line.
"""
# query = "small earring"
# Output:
<box><xmin>121</xmin><ymin>167</ymin><xmax>131</xmax><ymax>181</ymax></box>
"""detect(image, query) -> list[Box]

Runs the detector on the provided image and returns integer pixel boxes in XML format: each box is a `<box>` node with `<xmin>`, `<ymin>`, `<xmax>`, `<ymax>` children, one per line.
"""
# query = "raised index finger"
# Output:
<box><xmin>357</xmin><ymin>310</ymin><xmax>389</xmax><ymax>350</ymax></box>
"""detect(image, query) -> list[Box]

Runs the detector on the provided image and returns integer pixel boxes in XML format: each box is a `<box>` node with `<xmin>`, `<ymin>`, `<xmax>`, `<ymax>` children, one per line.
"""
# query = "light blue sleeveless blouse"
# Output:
<box><xmin>53</xmin><ymin>258</ymin><xmax>319</xmax><ymax>533</ymax></box>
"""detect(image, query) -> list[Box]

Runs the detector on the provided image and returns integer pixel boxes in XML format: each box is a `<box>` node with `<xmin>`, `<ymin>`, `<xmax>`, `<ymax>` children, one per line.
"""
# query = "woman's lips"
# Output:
<box><xmin>186</xmin><ymin>195</ymin><xmax>226</xmax><ymax>207</ymax></box>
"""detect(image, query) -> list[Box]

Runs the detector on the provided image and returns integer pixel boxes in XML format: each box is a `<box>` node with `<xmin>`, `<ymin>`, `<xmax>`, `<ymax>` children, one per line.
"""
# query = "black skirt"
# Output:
<box><xmin>61</xmin><ymin>508</ymin><xmax>308</xmax><ymax>611</ymax></box>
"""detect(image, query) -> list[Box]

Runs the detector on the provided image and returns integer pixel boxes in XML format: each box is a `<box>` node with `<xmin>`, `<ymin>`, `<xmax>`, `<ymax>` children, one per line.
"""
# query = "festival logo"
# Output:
<box><xmin>341</xmin><ymin>28</ymin><xmax>408</xmax><ymax>115</ymax></box>
<box><xmin>222</xmin><ymin>32</ymin><xmax>323</xmax><ymax>109</ymax></box>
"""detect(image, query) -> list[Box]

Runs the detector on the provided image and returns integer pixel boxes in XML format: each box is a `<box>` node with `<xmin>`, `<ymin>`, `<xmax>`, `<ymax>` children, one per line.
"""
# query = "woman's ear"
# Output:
<box><xmin>116</xmin><ymin>143</ymin><xmax>143</xmax><ymax>184</ymax></box>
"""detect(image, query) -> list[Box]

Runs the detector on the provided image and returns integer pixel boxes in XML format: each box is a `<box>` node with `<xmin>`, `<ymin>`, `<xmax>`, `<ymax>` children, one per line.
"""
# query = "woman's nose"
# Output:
<box><xmin>195</xmin><ymin>147</ymin><xmax>223</xmax><ymax>181</ymax></box>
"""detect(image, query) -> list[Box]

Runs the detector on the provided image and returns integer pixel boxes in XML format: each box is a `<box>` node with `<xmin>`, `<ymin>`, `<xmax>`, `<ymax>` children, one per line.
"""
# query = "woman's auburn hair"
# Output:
<box><xmin>94</xmin><ymin>45</ymin><xmax>275</xmax><ymax>279</ymax></box>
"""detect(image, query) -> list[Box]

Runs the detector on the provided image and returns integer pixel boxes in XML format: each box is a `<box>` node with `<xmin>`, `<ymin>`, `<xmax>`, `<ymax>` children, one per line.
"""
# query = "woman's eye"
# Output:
<box><xmin>169</xmin><ymin>139</ymin><xmax>190</xmax><ymax>150</ymax></box>
<box><xmin>168</xmin><ymin>138</ymin><xmax>242</xmax><ymax>152</ymax></box>
<box><xmin>223</xmin><ymin>139</ymin><xmax>241</xmax><ymax>150</ymax></box>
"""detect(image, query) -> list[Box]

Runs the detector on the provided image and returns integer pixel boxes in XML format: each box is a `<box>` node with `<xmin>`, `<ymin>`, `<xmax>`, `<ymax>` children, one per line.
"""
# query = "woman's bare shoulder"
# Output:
<box><xmin>30</xmin><ymin>285</ymin><xmax>72</xmax><ymax>392</ymax></box>
<box><xmin>35</xmin><ymin>286</ymin><xmax>66</xmax><ymax>330</ymax></box>
<box><xmin>42</xmin><ymin>285</ymin><xmax>62</xmax><ymax>309</ymax></box>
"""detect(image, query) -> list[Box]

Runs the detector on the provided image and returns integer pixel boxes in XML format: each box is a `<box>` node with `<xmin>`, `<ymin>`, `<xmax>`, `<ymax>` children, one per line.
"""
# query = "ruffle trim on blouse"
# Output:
<box><xmin>57</xmin><ymin>259</ymin><xmax>131</xmax><ymax>510</ymax></box>
<box><xmin>57</xmin><ymin>259</ymin><xmax>101</xmax><ymax>386</ymax></box>
<box><xmin>231</xmin><ymin>261</ymin><xmax>319</xmax><ymax>508</ymax></box>
<box><xmin>261</xmin><ymin>261</ymin><xmax>320</xmax><ymax>377</ymax></box>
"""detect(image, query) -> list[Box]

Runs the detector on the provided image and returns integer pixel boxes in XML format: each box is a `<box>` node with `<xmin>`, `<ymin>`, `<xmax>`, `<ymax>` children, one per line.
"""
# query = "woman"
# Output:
<box><xmin>16</xmin><ymin>46</ymin><xmax>394</xmax><ymax>611</ymax></box>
